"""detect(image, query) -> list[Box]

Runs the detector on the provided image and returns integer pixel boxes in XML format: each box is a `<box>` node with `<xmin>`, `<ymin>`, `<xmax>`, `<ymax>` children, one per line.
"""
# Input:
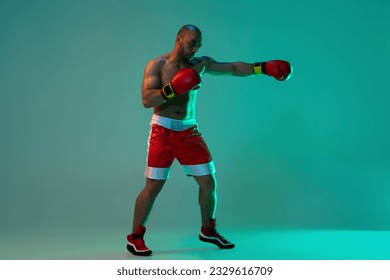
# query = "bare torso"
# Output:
<box><xmin>153</xmin><ymin>55</ymin><xmax>206</xmax><ymax>120</ymax></box>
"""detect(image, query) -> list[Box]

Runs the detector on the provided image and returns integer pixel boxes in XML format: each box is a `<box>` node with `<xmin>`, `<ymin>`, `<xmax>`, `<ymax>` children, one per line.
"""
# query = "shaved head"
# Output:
<box><xmin>177</xmin><ymin>24</ymin><xmax>202</xmax><ymax>38</ymax></box>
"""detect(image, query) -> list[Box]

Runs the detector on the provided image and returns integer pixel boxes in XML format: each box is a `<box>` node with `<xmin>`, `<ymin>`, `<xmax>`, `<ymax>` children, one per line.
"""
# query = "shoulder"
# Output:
<box><xmin>148</xmin><ymin>55</ymin><xmax>168</xmax><ymax>67</ymax></box>
<box><xmin>144</xmin><ymin>54</ymin><xmax>168</xmax><ymax>74</ymax></box>
<box><xmin>191</xmin><ymin>56</ymin><xmax>216</xmax><ymax>65</ymax></box>
<box><xmin>190</xmin><ymin>56</ymin><xmax>217</xmax><ymax>73</ymax></box>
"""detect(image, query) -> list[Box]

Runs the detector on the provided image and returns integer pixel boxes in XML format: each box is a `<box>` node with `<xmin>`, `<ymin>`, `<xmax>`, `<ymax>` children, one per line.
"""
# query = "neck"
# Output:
<box><xmin>169</xmin><ymin>52</ymin><xmax>186</xmax><ymax>66</ymax></box>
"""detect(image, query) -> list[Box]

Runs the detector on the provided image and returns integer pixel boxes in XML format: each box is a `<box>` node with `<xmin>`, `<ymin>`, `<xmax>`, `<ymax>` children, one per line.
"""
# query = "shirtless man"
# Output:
<box><xmin>127</xmin><ymin>24</ymin><xmax>292</xmax><ymax>256</ymax></box>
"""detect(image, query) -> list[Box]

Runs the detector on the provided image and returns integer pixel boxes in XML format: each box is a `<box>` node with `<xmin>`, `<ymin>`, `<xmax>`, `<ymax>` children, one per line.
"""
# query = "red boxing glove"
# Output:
<box><xmin>161</xmin><ymin>68</ymin><xmax>201</xmax><ymax>100</ymax></box>
<box><xmin>253</xmin><ymin>60</ymin><xmax>292</xmax><ymax>81</ymax></box>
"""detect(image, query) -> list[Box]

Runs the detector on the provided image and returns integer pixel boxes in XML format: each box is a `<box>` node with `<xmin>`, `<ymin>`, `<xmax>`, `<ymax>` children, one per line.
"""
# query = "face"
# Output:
<box><xmin>178</xmin><ymin>30</ymin><xmax>202</xmax><ymax>62</ymax></box>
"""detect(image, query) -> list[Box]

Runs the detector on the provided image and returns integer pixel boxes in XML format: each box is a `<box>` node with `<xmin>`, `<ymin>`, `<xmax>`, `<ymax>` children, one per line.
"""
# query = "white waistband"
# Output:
<box><xmin>151</xmin><ymin>114</ymin><xmax>197</xmax><ymax>131</ymax></box>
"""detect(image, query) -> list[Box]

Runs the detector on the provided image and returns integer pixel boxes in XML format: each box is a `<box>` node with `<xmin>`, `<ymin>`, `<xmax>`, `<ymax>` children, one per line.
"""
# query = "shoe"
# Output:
<box><xmin>126</xmin><ymin>226</ymin><xmax>152</xmax><ymax>256</ymax></box>
<box><xmin>199</xmin><ymin>219</ymin><xmax>235</xmax><ymax>249</ymax></box>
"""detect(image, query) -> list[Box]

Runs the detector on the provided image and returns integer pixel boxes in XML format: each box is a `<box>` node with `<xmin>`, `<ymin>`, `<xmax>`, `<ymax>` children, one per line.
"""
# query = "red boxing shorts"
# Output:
<box><xmin>144</xmin><ymin>114</ymin><xmax>215</xmax><ymax>180</ymax></box>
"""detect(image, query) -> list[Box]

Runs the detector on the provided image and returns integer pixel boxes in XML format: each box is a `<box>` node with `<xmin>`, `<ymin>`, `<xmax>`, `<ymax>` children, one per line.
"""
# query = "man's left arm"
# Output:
<box><xmin>200</xmin><ymin>56</ymin><xmax>254</xmax><ymax>77</ymax></box>
<box><xmin>201</xmin><ymin>56</ymin><xmax>293</xmax><ymax>81</ymax></box>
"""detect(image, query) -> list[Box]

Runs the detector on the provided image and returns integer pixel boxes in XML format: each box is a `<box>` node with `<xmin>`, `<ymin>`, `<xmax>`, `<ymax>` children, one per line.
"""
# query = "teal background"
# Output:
<box><xmin>1</xmin><ymin>0</ymin><xmax>390</xmax><ymax>258</ymax></box>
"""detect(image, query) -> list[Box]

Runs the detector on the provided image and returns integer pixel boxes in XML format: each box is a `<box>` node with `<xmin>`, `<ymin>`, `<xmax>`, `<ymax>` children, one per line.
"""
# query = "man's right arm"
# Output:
<box><xmin>141</xmin><ymin>60</ymin><xmax>202</xmax><ymax>108</ymax></box>
<box><xmin>141</xmin><ymin>60</ymin><xmax>165</xmax><ymax>108</ymax></box>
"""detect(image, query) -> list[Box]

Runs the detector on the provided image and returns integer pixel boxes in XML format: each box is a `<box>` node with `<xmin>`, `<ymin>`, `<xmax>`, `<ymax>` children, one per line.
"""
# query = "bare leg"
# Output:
<box><xmin>132</xmin><ymin>178</ymin><xmax>165</xmax><ymax>232</ymax></box>
<box><xmin>194</xmin><ymin>173</ymin><xmax>217</xmax><ymax>227</ymax></box>
<box><xmin>194</xmin><ymin>173</ymin><xmax>234</xmax><ymax>249</ymax></box>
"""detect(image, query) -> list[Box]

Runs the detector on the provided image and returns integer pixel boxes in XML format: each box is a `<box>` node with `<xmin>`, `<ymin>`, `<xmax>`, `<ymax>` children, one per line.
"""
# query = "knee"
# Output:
<box><xmin>143</xmin><ymin>178</ymin><xmax>165</xmax><ymax>198</ymax></box>
<box><xmin>206</xmin><ymin>177</ymin><xmax>217</xmax><ymax>190</ymax></box>
<box><xmin>198</xmin><ymin>175</ymin><xmax>217</xmax><ymax>192</ymax></box>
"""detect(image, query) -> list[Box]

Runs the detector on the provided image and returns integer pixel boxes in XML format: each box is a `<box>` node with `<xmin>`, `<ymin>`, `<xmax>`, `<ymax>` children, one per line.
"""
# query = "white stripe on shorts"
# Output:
<box><xmin>145</xmin><ymin>162</ymin><xmax>216</xmax><ymax>180</ymax></box>
<box><xmin>183</xmin><ymin>161</ymin><xmax>216</xmax><ymax>177</ymax></box>
<box><xmin>144</xmin><ymin>166</ymin><xmax>171</xmax><ymax>180</ymax></box>
<box><xmin>151</xmin><ymin>114</ymin><xmax>197</xmax><ymax>131</ymax></box>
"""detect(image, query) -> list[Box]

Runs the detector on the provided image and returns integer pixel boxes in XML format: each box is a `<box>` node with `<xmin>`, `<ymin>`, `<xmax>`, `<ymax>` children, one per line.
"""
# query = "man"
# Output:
<box><xmin>127</xmin><ymin>24</ymin><xmax>292</xmax><ymax>256</ymax></box>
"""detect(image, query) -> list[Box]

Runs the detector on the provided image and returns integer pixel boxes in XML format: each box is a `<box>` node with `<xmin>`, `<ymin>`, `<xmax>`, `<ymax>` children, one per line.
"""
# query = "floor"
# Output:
<box><xmin>2</xmin><ymin>226</ymin><xmax>390</xmax><ymax>260</ymax></box>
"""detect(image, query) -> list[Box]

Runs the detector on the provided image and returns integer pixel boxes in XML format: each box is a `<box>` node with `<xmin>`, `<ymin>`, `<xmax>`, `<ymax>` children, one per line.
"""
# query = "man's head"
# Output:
<box><xmin>175</xmin><ymin>24</ymin><xmax>202</xmax><ymax>62</ymax></box>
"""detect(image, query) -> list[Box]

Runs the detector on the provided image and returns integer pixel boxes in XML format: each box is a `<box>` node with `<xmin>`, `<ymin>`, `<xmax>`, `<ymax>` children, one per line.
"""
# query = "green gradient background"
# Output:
<box><xmin>1</xmin><ymin>0</ymin><xmax>389</xmax><ymax>252</ymax></box>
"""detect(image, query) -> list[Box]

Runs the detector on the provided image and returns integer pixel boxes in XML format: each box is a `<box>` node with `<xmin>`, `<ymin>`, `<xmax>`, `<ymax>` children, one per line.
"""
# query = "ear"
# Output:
<box><xmin>176</xmin><ymin>34</ymin><xmax>183</xmax><ymax>44</ymax></box>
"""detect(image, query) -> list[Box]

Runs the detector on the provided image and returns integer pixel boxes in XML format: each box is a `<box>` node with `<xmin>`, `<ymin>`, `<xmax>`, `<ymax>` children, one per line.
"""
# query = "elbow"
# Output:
<box><xmin>142</xmin><ymin>89</ymin><xmax>164</xmax><ymax>108</ymax></box>
<box><xmin>142</xmin><ymin>99</ymin><xmax>152</xmax><ymax>108</ymax></box>
<box><xmin>141</xmin><ymin>92</ymin><xmax>150</xmax><ymax>108</ymax></box>
<box><xmin>142</xmin><ymin>97</ymin><xmax>155</xmax><ymax>108</ymax></box>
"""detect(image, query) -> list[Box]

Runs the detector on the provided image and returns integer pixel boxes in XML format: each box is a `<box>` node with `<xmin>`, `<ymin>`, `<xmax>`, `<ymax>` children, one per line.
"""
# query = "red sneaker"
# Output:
<box><xmin>126</xmin><ymin>226</ymin><xmax>152</xmax><ymax>256</ymax></box>
<box><xmin>199</xmin><ymin>219</ymin><xmax>235</xmax><ymax>249</ymax></box>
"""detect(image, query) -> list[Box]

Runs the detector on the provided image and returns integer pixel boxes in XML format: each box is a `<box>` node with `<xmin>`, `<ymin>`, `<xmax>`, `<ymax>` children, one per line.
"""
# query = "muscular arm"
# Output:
<box><xmin>201</xmin><ymin>56</ymin><xmax>255</xmax><ymax>77</ymax></box>
<box><xmin>141</xmin><ymin>59</ymin><xmax>165</xmax><ymax>108</ymax></box>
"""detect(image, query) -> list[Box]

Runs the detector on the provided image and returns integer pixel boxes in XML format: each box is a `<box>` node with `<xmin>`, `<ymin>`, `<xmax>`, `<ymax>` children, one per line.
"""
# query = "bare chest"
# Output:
<box><xmin>160</xmin><ymin>61</ymin><xmax>200</xmax><ymax>85</ymax></box>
